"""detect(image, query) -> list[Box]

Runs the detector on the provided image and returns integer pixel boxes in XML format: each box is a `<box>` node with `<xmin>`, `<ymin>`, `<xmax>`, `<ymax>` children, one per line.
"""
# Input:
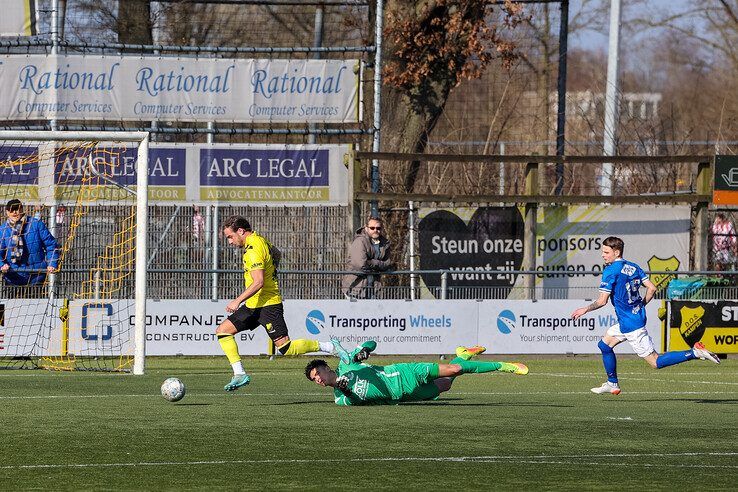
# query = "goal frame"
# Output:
<box><xmin>0</xmin><ymin>131</ymin><xmax>149</xmax><ymax>375</ymax></box>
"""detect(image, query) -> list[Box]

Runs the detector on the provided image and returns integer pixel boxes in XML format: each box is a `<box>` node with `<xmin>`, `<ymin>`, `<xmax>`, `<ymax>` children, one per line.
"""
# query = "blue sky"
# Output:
<box><xmin>567</xmin><ymin>0</ymin><xmax>698</xmax><ymax>52</ymax></box>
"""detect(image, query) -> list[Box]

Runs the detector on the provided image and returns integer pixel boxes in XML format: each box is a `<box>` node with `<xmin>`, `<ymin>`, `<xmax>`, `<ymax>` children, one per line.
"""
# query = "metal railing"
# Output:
<box><xmin>5</xmin><ymin>268</ymin><xmax>735</xmax><ymax>301</ymax></box>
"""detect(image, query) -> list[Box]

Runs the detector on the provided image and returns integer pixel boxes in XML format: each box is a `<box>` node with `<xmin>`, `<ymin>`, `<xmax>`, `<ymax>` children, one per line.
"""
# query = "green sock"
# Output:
<box><xmin>457</xmin><ymin>360</ymin><xmax>502</xmax><ymax>374</ymax></box>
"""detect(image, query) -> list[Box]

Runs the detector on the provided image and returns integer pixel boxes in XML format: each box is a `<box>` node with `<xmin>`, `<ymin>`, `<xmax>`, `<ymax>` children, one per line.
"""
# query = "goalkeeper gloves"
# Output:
<box><xmin>353</xmin><ymin>347</ymin><xmax>371</xmax><ymax>363</ymax></box>
<box><xmin>335</xmin><ymin>375</ymin><xmax>351</xmax><ymax>395</ymax></box>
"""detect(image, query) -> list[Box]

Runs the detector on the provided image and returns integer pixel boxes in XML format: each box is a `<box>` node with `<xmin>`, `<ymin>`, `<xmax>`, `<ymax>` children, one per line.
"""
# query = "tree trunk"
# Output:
<box><xmin>117</xmin><ymin>0</ymin><xmax>152</xmax><ymax>46</ymax></box>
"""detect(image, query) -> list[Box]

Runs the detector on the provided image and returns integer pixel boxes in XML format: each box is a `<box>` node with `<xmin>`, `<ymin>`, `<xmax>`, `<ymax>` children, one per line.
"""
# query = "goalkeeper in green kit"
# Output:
<box><xmin>304</xmin><ymin>338</ymin><xmax>529</xmax><ymax>406</ymax></box>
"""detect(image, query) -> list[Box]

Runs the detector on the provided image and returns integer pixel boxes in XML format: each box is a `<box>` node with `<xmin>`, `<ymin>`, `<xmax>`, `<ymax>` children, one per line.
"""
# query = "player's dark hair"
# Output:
<box><xmin>222</xmin><ymin>215</ymin><xmax>252</xmax><ymax>233</ymax></box>
<box><xmin>5</xmin><ymin>199</ymin><xmax>22</xmax><ymax>211</ymax></box>
<box><xmin>304</xmin><ymin>359</ymin><xmax>329</xmax><ymax>381</ymax></box>
<box><xmin>603</xmin><ymin>236</ymin><xmax>624</xmax><ymax>256</ymax></box>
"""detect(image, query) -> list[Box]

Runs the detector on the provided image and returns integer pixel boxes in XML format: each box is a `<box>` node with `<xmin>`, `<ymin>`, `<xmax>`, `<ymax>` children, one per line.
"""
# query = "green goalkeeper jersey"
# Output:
<box><xmin>332</xmin><ymin>343</ymin><xmax>439</xmax><ymax>405</ymax></box>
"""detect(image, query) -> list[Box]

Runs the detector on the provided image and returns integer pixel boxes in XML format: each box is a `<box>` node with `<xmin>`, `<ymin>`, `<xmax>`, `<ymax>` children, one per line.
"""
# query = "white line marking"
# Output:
<box><xmin>538</xmin><ymin>372</ymin><xmax>738</xmax><ymax>386</ymax></box>
<box><xmin>1</xmin><ymin>452</ymin><xmax>737</xmax><ymax>471</ymax></box>
<box><xmin>0</xmin><ymin>389</ymin><xmax>735</xmax><ymax>401</ymax></box>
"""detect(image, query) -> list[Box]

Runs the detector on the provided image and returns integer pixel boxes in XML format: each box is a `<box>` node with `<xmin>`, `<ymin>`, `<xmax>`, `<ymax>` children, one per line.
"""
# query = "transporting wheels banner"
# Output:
<box><xmin>0</xmin><ymin>299</ymin><xmax>662</xmax><ymax>357</ymax></box>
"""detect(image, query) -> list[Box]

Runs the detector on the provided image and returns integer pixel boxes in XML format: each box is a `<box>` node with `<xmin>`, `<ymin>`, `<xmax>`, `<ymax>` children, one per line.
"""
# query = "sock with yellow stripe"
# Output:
<box><xmin>277</xmin><ymin>338</ymin><xmax>320</xmax><ymax>356</ymax></box>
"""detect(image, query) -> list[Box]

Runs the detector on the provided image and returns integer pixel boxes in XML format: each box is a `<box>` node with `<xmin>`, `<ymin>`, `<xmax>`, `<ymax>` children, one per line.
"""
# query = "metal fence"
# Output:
<box><xmin>20</xmin><ymin>201</ymin><xmax>738</xmax><ymax>301</ymax></box>
<box><xmin>43</xmin><ymin>269</ymin><xmax>734</xmax><ymax>301</ymax></box>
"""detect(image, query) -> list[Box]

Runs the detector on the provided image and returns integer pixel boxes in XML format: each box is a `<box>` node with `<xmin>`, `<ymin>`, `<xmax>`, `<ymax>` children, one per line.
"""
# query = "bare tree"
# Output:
<box><xmin>379</xmin><ymin>0</ymin><xmax>526</xmax><ymax>194</ymax></box>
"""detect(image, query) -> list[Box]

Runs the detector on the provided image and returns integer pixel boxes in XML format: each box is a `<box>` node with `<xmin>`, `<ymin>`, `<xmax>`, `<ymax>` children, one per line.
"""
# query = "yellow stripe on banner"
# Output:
<box><xmin>200</xmin><ymin>187</ymin><xmax>329</xmax><ymax>202</ymax></box>
<box><xmin>668</xmin><ymin>327</ymin><xmax>738</xmax><ymax>353</ymax></box>
<box><xmin>24</xmin><ymin>0</ymin><xmax>32</xmax><ymax>36</ymax></box>
<box><xmin>535</xmin><ymin>205</ymin><xmax>610</xmax><ymax>283</ymax></box>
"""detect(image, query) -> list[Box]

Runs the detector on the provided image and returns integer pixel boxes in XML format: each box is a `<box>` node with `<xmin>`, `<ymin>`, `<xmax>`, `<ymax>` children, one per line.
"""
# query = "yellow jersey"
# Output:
<box><xmin>242</xmin><ymin>232</ymin><xmax>282</xmax><ymax>308</ymax></box>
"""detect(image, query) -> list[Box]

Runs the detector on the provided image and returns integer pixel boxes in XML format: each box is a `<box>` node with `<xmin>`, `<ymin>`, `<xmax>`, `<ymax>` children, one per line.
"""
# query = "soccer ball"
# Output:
<box><xmin>160</xmin><ymin>377</ymin><xmax>186</xmax><ymax>402</ymax></box>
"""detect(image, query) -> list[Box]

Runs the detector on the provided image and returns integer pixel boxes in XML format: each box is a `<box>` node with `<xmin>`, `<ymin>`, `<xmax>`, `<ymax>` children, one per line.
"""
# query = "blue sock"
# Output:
<box><xmin>598</xmin><ymin>340</ymin><xmax>618</xmax><ymax>383</ymax></box>
<box><xmin>656</xmin><ymin>349</ymin><xmax>696</xmax><ymax>369</ymax></box>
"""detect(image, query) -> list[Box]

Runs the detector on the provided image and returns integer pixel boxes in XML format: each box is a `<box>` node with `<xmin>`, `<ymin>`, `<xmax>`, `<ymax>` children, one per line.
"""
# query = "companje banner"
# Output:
<box><xmin>0</xmin><ymin>299</ymin><xmax>661</xmax><ymax>357</ymax></box>
<box><xmin>0</xmin><ymin>55</ymin><xmax>359</xmax><ymax>123</ymax></box>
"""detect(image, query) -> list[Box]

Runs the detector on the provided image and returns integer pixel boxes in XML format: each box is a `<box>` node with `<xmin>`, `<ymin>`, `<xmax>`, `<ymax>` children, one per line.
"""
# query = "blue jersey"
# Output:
<box><xmin>599</xmin><ymin>259</ymin><xmax>648</xmax><ymax>332</ymax></box>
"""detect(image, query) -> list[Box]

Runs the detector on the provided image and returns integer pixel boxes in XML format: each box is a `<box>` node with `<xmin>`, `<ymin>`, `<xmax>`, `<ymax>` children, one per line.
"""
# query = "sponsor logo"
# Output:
<box><xmin>497</xmin><ymin>309</ymin><xmax>598</xmax><ymax>334</ymax></box>
<box><xmin>81</xmin><ymin>303</ymin><xmax>113</xmax><ymax>341</ymax></box>
<box><xmin>306</xmin><ymin>309</ymin><xmax>325</xmax><ymax>335</ymax></box>
<box><xmin>306</xmin><ymin>310</ymin><xmax>450</xmax><ymax>333</ymax></box>
<box><xmin>679</xmin><ymin>305</ymin><xmax>705</xmax><ymax>346</ymax></box>
<box><xmin>647</xmin><ymin>256</ymin><xmax>680</xmax><ymax>291</ymax></box>
<box><xmin>497</xmin><ymin>310</ymin><xmax>516</xmax><ymax>334</ymax></box>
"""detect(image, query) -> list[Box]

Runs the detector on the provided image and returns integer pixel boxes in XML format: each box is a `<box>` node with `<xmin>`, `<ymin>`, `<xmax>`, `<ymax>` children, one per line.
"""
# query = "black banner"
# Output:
<box><xmin>418</xmin><ymin>207</ymin><xmax>525</xmax><ymax>298</ymax></box>
<box><xmin>670</xmin><ymin>300</ymin><xmax>738</xmax><ymax>347</ymax></box>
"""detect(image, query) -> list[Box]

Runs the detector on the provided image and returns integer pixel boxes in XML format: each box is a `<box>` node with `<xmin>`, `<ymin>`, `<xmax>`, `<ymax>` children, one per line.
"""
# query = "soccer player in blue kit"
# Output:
<box><xmin>572</xmin><ymin>236</ymin><xmax>720</xmax><ymax>395</ymax></box>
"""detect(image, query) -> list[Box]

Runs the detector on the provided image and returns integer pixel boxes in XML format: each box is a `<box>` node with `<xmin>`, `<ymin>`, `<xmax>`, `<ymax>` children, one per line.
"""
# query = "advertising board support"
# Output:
<box><xmin>693</xmin><ymin>160</ymin><xmax>712</xmax><ymax>270</ymax></box>
<box><xmin>524</xmin><ymin>161</ymin><xmax>539</xmax><ymax>299</ymax></box>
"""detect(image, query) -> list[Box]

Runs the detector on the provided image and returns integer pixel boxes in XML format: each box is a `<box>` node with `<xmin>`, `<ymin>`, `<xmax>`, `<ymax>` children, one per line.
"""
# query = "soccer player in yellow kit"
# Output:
<box><xmin>215</xmin><ymin>215</ymin><xmax>334</xmax><ymax>391</ymax></box>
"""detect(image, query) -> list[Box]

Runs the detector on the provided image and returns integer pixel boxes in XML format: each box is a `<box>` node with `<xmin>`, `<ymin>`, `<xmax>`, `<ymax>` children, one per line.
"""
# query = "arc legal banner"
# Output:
<box><xmin>0</xmin><ymin>143</ymin><xmax>350</xmax><ymax>206</ymax></box>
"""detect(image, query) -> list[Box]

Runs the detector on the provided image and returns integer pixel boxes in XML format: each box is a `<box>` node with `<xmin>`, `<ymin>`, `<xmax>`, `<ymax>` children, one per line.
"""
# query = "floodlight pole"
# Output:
<box><xmin>370</xmin><ymin>0</ymin><xmax>384</xmax><ymax>216</ymax></box>
<box><xmin>554</xmin><ymin>0</ymin><xmax>569</xmax><ymax>195</ymax></box>
<box><xmin>601</xmin><ymin>0</ymin><xmax>622</xmax><ymax>196</ymax></box>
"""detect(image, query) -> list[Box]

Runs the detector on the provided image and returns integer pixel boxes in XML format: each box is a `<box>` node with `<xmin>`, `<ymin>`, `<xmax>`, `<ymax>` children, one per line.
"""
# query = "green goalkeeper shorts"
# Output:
<box><xmin>391</xmin><ymin>362</ymin><xmax>441</xmax><ymax>402</ymax></box>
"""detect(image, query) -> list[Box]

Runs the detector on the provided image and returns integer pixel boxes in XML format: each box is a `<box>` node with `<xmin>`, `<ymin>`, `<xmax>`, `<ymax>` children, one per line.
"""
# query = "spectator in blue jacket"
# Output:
<box><xmin>0</xmin><ymin>199</ymin><xmax>59</xmax><ymax>286</ymax></box>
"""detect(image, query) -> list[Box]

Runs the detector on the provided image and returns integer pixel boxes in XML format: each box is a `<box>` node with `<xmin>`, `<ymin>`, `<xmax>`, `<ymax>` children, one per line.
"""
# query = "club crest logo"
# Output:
<box><xmin>679</xmin><ymin>305</ymin><xmax>705</xmax><ymax>346</ymax></box>
<box><xmin>647</xmin><ymin>256</ymin><xmax>680</xmax><ymax>291</ymax></box>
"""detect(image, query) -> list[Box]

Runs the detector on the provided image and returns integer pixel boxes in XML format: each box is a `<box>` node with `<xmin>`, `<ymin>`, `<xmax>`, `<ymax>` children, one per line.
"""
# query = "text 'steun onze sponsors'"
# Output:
<box><xmin>419</xmin><ymin>205</ymin><xmax>690</xmax><ymax>299</ymax></box>
<box><xmin>418</xmin><ymin>207</ymin><xmax>525</xmax><ymax>298</ymax></box>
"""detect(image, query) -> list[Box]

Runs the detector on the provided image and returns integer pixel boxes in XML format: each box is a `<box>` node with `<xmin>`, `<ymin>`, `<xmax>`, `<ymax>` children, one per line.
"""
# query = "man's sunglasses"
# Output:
<box><xmin>367</xmin><ymin>226</ymin><xmax>382</xmax><ymax>230</ymax></box>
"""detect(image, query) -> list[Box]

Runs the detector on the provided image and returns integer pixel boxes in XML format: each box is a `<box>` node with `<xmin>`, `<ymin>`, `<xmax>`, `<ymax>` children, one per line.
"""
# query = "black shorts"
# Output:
<box><xmin>227</xmin><ymin>303</ymin><xmax>289</xmax><ymax>341</ymax></box>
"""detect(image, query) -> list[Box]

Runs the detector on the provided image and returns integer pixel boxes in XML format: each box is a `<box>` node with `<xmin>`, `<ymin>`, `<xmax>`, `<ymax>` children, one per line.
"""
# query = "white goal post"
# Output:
<box><xmin>0</xmin><ymin>131</ymin><xmax>149</xmax><ymax>374</ymax></box>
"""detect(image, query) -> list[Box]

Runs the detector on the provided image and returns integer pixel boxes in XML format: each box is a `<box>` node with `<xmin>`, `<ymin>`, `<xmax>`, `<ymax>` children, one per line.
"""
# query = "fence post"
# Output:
<box><xmin>524</xmin><ymin>161</ymin><xmax>539</xmax><ymax>300</ymax></box>
<box><xmin>440</xmin><ymin>271</ymin><xmax>448</xmax><ymax>300</ymax></box>
<box><xmin>348</xmin><ymin>145</ymin><xmax>363</xmax><ymax>232</ymax></box>
<box><xmin>693</xmin><ymin>160</ymin><xmax>711</xmax><ymax>270</ymax></box>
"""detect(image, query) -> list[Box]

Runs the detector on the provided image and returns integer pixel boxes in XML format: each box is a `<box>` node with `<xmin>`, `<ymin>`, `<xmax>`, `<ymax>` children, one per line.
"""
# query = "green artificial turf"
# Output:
<box><xmin>0</xmin><ymin>355</ymin><xmax>736</xmax><ymax>491</ymax></box>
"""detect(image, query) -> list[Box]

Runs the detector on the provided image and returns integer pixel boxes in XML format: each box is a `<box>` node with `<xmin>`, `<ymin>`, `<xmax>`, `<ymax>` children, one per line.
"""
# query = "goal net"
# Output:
<box><xmin>0</xmin><ymin>131</ymin><xmax>148</xmax><ymax>373</ymax></box>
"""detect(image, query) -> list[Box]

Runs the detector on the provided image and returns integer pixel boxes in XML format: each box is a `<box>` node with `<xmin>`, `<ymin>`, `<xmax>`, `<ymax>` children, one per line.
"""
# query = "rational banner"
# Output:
<box><xmin>668</xmin><ymin>300</ymin><xmax>738</xmax><ymax>354</ymax></box>
<box><xmin>0</xmin><ymin>55</ymin><xmax>359</xmax><ymax>123</ymax></box>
